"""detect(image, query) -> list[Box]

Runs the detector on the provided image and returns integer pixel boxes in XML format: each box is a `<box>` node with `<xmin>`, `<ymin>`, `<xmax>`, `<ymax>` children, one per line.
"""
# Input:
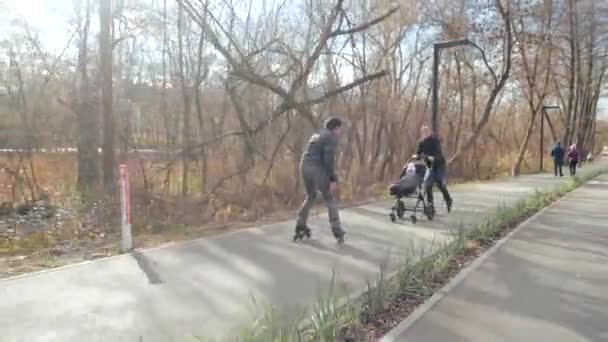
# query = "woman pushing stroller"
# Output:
<box><xmin>416</xmin><ymin>126</ymin><xmax>453</xmax><ymax>213</ymax></box>
<box><xmin>388</xmin><ymin>126</ymin><xmax>453</xmax><ymax>223</ymax></box>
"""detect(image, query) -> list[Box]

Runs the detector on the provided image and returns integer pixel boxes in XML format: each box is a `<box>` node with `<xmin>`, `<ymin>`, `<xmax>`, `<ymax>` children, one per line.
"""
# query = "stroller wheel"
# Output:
<box><xmin>410</xmin><ymin>215</ymin><xmax>417</xmax><ymax>224</ymax></box>
<box><xmin>397</xmin><ymin>200</ymin><xmax>406</xmax><ymax>210</ymax></box>
<box><xmin>390</xmin><ymin>212</ymin><xmax>396</xmax><ymax>223</ymax></box>
<box><xmin>397</xmin><ymin>201</ymin><xmax>406</xmax><ymax>219</ymax></box>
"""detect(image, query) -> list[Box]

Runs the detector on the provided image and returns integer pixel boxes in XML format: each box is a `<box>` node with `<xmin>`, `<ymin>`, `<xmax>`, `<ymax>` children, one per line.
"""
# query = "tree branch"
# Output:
<box><xmin>178</xmin><ymin>0</ymin><xmax>290</xmax><ymax>99</ymax></box>
<box><xmin>468</xmin><ymin>41</ymin><xmax>499</xmax><ymax>86</ymax></box>
<box><xmin>329</xmin><ymin>6</ymin><xmax>399</xmax><ymax>38</ymax></box>
<box><xmin>287</xmin><ymin>0</ymin><xmax>346</xmax><ymax>95</ymax></box>
<box><xmin>302</xmin><ymin>70</ymin><xmax>387</xmax><ymax>106</ymax></box>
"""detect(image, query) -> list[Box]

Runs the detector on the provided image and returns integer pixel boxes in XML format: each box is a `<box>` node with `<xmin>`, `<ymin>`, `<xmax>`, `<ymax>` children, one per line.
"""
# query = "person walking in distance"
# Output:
<box><xmin>294</xmin><ymin>117</ymin><xmax>346</xmax><ymax>244</ymax></box>
<box><xmin>567</xmin><ymin>144</ymin><xmax>580</xmax><ymax>176</ymax></box>
<box><xmin>416</xmin><ymin>126</ymin><xmax>453</xmax><ymax>213</ymax></box>
<box><xmin>550</xmin><ymin>141</ymin><xmax>565</xmax><ymax>177</ymax></box>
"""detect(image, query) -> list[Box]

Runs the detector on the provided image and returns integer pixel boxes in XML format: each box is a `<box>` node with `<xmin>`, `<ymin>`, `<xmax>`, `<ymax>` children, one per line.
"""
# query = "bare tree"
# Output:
<box><xmin>448</xmin><ymin>0</ymin><xmax>514</xmax><ymax>165</ymax></box>
<box><xmin>177</xmin><ymin>1</ymin><xmax>192</xmax><ymax>197</ymax></box>
<box><xmin>76</xmin><ymin>0</ymin><xmax>99</xmax><ymax>192</ymax></box>
<box><xmin>100</xmin><ymin>0</ymin><xmax>116</xmax><ymax>191</ymax></box>
<box><xmin>173</xmin><ymin>0</ymin><xmax>396</xmax><ymax>194</ymax></box>
<box><xmin>178</xmin><ymin>0</ymin><xmax>393</xmax><ymax>129</ymax></box>
<box><xmin>511</xmin><ymin>0</ymin><xmax>556</xmax><ymax>176</ymax></box>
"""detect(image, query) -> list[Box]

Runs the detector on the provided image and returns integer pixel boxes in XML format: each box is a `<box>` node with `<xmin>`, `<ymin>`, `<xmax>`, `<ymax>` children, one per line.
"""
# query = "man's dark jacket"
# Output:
<box><xmin>551</xmin><ymin>144</ymin><xmax>565</xmax><ymax>164</ymax></box>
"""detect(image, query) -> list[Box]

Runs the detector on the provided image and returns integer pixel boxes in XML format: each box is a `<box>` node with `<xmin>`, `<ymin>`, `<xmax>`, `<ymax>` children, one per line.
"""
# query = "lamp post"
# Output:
<box><xmin>540</xmin><ymin>105</ymin><xmax>560</xmax><ymax>172</ymax></box>
<box><xmin>432</xmin><ymin>39</ymin><xmax>472</xmax><ymax>133</ymax></box>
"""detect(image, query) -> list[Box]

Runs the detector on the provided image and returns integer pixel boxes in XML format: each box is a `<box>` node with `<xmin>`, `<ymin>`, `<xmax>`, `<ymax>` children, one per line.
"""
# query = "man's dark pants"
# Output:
<box><xmin>424</xmin><ymin>164</ymin><xmax>452</xmax><ymax>207</ymax></box>
<box><xmin>554</xmin><ymin>161</ymin><xmax>564</xmax><ymax>177</ymax></box>
<box><xmin>296</xmin><ymin>162</ymin><xmax>341</xmax><ymax>233</ymax></box>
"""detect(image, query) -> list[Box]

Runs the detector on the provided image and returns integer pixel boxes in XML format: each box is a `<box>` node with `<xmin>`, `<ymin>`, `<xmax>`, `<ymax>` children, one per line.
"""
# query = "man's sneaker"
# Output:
<box><xmin>446</xmin><ymin>198</ymin><xmax>453</xmax><ymax>213</ymax></box>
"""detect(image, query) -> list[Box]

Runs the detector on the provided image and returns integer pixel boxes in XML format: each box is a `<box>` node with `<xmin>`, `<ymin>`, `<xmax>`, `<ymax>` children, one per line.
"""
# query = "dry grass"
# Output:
<box><xmin>0</xmin><ymin>147</ymin><xmax>548</xmax><ymax>278</ymax></box>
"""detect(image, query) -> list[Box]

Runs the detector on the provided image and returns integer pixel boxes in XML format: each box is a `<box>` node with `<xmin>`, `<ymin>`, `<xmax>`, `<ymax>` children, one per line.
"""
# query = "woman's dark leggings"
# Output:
<box><xmin>569</xmin><ymin>161</ymin><xmax>578</xmax><ymax>176</ymax></box>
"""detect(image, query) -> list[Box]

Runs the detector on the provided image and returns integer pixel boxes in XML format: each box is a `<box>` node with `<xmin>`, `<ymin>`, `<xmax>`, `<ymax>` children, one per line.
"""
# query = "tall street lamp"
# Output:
<box><xmin>540</xmin><ymin>105</ymin><xmax>560</xmax><ymax>172</ymax></box>
<box><xmin>432</xmin><ymin>39</ymin><xmax>472</xmax><ymax>133</ymax></box>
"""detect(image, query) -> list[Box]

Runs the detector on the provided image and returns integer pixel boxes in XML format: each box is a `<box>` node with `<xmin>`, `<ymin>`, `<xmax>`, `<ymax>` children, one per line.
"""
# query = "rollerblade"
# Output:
<box><xmin>424</xmin><ymin>203</ymin><xmax>435</xmax><ymax>221</ymax></box>
<box><xmin>293</xmin><ymin>225</ymin><xmax>311</xmax><ymax>242</ymax></box>
<box><xmin>332</xmin><ymin>227</ymin><xmax>346</xmax><ymax>246</ymax></box>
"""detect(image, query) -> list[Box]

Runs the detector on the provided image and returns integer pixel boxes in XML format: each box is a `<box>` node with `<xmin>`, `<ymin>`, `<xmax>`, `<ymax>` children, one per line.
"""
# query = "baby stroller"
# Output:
<box><xmin>388</xmin><ymin>155</ymin><xmax>435</xmax><ymax>224</ymax></box>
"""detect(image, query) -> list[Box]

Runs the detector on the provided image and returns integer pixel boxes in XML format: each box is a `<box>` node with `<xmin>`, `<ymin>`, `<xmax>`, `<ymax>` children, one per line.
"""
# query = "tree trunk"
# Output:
<box><xmin>194</xmin><ymin>83</ymin><xmax>207</xmax><ymax>195</ymax></box>
<box><xmin>452</xmin><ymin>54</ymin><xmax>465</xmax><ymax>156</ymax></box>
<box><xmin>512</xmin><ymin>110</ymin><xmax>538</xmax><ymax>176</ymax></box>
<box><xmin>100</xmin><ymin>0</ymin><xmax>116</xmax><ymax>192</ymax></box>
<box><xmin>544</xmin><ymin>110</ymin><xmax>558</xmax><ymax>142</ymax></box>
<box><xmin>563</xmin><ymin>0</ymin><xmax>576</xmax><ymax>145</ymax></box>
<box><xmin>76</xmin><ymin>0</ymin><xmax>99</xmax><ymax>193</ymax></box>
<box><xmin>177</xmin><ymin>2</ymin><xmax>194</xmax><ymax>198</ymax></box>
<box><xmin>161</xmin><ymin>0</ymin><xmax>171</xmax><ymax>146</ymax></box>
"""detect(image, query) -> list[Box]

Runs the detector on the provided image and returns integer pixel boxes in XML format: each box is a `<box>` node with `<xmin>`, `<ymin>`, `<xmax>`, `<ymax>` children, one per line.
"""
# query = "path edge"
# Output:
<box><xmin>379</xmin><ymin>176</ymin><xmax>594</xmax><ymax>342</ymax></box>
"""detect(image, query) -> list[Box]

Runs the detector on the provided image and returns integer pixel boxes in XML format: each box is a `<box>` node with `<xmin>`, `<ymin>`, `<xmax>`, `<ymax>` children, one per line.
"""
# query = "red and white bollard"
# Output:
<box><xmin>119</xmin><ymin>164</ymin><xmax>133</xmax><ymax>252</ymax></box>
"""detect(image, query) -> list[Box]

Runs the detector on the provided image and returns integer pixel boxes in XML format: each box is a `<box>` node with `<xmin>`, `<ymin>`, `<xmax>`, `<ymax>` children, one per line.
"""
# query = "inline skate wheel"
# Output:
<box><xmin>293</xmin><ymin>231</ymin><xmax>311</xmax><ymax>242</ymax></box>
<box><xmin>425</xmin><ymin>208</ymin><xmax>434</xmax><ymax>221</ymax></box>
<box><xmin>336</xmin><ymin>235</ymin><xmax>344</xmax><ymax>246</ymax></box>
<box><xmin>333</xmin><ymin>229</ymin><xmax>345</xmax><ymax>246</ymax></box>
<box><xmin>293</xmin><ymin>226</ymin><xmax>311</xmax><ymax>242</ymax></box>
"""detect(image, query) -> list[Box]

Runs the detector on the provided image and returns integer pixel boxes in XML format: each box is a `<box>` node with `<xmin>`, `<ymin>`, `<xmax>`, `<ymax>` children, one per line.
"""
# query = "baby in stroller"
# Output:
<box><xmin>388</xmin><ymin>155</ymin><xmax>435</xmax><ymax>223</ymax></box>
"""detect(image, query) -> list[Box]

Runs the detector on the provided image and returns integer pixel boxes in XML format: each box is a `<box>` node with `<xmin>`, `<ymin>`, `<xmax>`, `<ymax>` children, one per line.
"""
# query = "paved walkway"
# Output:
<box><xmin>387</xmin><ymin>173</ymin><xmax>608</xmax><ymax>342</ymax></box>
<box><xmin>0</xmin><ymin>168</ymin><xmax>597</xmax><ymax>342</ymax></box>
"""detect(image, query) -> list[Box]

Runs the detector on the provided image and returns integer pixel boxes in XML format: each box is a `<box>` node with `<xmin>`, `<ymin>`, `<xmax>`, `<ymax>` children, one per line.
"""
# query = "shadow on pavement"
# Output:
<box><xmin>131</xmin><ymin>250</ymin><xmax>164</xmax><ymax>285</ymax></box>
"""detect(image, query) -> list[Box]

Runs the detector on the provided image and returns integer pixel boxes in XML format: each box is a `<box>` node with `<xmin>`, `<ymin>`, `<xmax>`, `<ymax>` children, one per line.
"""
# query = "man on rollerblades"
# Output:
<box><xmin>416</xmin><ymin>125</ymin><xmax>453</xmax><ymax>213</ymax></box>
<box><xmin>294</xmin><ymin>117</ymin><xmax>346</xmax><ymax>244</ymax></box>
